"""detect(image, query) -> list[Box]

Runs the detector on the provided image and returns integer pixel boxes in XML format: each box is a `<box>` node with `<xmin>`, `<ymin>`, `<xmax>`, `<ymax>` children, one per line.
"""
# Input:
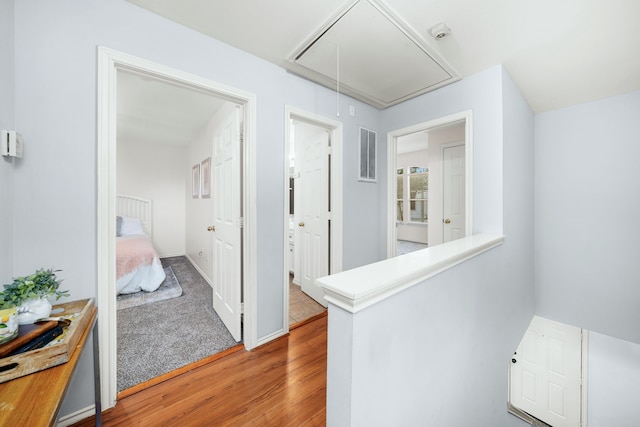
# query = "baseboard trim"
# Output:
<box><xmin>507</xmin><ymin>403</ymin><xmax>551</xmax><ymax>427</ymax></box>
<box><xmin>184</xmin><ymin>254</ymin><xmax>214</xmax><ymax>287</ymax></box>
<box><xmin>56</xmin><ymin>405</ymin><xmax>96</xmax><ymax>427</ymax></box>
<box><xmin>255</xmin><ymin>328</ymin><xmax>286</xmax><ymax>348</ymax></box>
<box><xmin>160</xmin><ymin>252</ymin><xmax>187</xmax><ymax>259</ymax></box>
<box><xmin>290</xmin><ymin>310</ymin><xmax>327</xmax><ymax>330</ymax></box>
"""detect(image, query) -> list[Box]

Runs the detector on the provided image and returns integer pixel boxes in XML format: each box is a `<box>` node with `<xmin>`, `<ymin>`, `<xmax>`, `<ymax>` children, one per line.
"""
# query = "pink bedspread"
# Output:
<box><xmin>116</xmin><ymin>235</ymin><xmax>159</xmax><ymax>280</ymax></box>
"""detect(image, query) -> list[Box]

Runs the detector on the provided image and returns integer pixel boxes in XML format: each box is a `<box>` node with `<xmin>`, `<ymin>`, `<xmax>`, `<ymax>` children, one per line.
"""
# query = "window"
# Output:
<box><xmin>409</xmin><ymin>167</ymin><xmax>428</xmax><ymax>222</ymax></box>
<box><xmin>396</xmin><ymin>166</ymin><xmax>428</xmax><ymax>223</ymax></box>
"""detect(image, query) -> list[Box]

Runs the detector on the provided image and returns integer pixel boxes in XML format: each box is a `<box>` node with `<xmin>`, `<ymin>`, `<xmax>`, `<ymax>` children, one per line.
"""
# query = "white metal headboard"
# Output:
<box><xmin>116</xmin><ymin>194</ymin><xmax>152</xmax><ymax>237</ymax></box>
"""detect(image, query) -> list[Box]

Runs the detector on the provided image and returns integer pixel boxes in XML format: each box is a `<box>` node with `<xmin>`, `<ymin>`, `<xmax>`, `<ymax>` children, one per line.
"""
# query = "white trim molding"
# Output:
<box><xmin>581</xmin><ymin>329</ymin><xmax>589</xmax><ymax>427</ymax></box>
<box><xmin>97</xmin><ymin>46</ymin><xmax>257</xmax><ymax>410</ymax></box>
<box><xmin>318</xmin><ymin>233</ymin><xmax>504</xmax><ymax>313</ymax></box>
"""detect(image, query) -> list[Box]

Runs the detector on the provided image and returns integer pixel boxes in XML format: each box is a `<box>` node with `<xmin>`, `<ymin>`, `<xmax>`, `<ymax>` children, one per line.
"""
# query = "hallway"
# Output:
<box><xmin>73</xmin><ymin>313</ymin><xmax>328</xmax><ymax>426</ymax></box>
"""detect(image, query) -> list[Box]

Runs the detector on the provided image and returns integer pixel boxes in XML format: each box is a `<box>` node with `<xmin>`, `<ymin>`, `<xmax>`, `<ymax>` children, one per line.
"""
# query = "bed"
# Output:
<box><xmin>116</xmin><ymin>195</ymin><xmax>166</xmax><ymax>295</ymax></box>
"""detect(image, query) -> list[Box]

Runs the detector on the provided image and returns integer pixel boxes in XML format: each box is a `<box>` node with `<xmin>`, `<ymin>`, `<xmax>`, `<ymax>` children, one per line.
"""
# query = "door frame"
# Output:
<box><xmin>386</xmin><ymin>111</ymin><xmax>473</xmax><ymax>258</ymax></box>
<box><xmin>97</xmin><ymin>47</ymin><xmax>258</xmax><ymax>409</ymax></box>
<box><xmin>283</xmin><ymin>106</ymin><xmax>343</xmax><ymax>332</ymax></box>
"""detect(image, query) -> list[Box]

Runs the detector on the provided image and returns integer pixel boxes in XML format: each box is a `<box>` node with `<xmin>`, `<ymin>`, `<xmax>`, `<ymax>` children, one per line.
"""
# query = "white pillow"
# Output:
<box><xmin>120</xmin><ymin>217</ymin><xmax>145</xmax><ymax>236</ymax></box>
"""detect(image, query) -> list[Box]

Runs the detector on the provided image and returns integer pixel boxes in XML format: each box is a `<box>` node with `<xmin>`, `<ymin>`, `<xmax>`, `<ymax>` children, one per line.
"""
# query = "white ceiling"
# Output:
<box><xmin>125</xmin><ymin>0</ymin><xmax>640</xmax><ymax>114</ymax></box>
<box><xmin>397</xmin><ymin>131</ymin><xmax>428</xmax><ymax>155</ymax></box>
<box><xmin>117</xmin><ymin>70</ymin><xmax>228</xmax><ymax>146</ymax></box>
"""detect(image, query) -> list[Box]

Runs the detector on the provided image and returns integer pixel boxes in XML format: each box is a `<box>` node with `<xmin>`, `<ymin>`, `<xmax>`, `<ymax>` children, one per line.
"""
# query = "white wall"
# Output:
<box><xmin>397</xmin><ymin>149</ymin><xmax>428</xmax><ymax>167</ymax></box>
<box><xmin>0</xmin><ymin>0</ymin><xmax>14</xmax><ymax>284</ymax></box>
<box><xmin>326</xmin><ymin>66</ymin><xmax>534</xmax><ymax>426</ymax></box>
<box><xmin>534</xmin><ymin>90</ymin><xmax>640</xmax><ymax>344</ymax></box>
<box><xmin>184</xmin><ymin>104</ymin><xmax>235</xmax><ymax>282</ymax></box>
<box><xmin>588</xmin><ymin>332</ymin><xmax>640</xmax><ymax>426</ymax></box>
<box><xmin>501</xmin><ymin>66</ymin><xmax>536</xmax><ymax>326</ymax></box>
<box><xmin>535</xmin><ymin>90</ymin><xmax>640</xmax><ymax>427</ymax></box>
<box><xmin>11</xmin><ymin>0</ymin><xmax>381</xmax><ymax>417</ymax></box>
<box><xmin>117</xmin><ymin>139</ymin><xmax>186</xmax><ymax>257</ymax></box>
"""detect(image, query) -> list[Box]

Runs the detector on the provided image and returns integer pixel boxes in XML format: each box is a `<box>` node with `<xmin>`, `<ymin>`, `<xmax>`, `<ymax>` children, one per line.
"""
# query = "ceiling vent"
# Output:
<box><xmin>285</xmin><ymin>0</ymin><xmax>459</xmax><ymax>109</ymax></box>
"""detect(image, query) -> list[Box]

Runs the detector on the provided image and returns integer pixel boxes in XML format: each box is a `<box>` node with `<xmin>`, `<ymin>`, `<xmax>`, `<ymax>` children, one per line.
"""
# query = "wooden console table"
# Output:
<box><xmin>0</xmin><ymin>300</ymin><xmax>101</xmax><ymax>426</ymax></box>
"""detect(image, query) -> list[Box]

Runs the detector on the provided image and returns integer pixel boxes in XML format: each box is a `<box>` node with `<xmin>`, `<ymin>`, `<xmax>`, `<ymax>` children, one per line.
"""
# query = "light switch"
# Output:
<box><xmin>1</xmin><ymin>130</ymin><xmax>23</xmax><ymax>158</ymax></box>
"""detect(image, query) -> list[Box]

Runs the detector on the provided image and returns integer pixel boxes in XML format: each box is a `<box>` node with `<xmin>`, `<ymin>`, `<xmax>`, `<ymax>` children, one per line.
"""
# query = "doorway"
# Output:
<box><xmin>98</xmin><ymin>47</ymin><xmax>257</xmax><ymax>409</ymax></box>
<box><xmin>386</xmin><ymin>111</ymin><xmax>472</xmax><ymax>258</ymax></box>
<box><xmin>115</xmin><ymin>70</ymin><xmax>242</xmax><ymax>391</ymax></box>
<box><xmin>284</xmin><ymin>107</ymin><xmax>343</xmax><ymax>331</ymax></box>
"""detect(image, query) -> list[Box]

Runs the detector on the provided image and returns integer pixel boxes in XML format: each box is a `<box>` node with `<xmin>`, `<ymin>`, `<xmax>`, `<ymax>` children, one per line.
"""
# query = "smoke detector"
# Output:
<box><xmin>429</xmin><ymin>23</ymin><xmax>451</xmax><ymax>40</ymax></box>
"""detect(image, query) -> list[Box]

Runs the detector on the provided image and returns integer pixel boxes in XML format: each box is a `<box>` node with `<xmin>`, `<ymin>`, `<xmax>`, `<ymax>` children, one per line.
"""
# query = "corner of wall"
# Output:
<box><xmin>500</xmin><ymin>65</ymin><xmax>536</xmax><ymax>341</ymax></box>
<box><xmin>0</xmin><ymin>0</ymin><xmax>15</xmax><ymax>283</ymax></box>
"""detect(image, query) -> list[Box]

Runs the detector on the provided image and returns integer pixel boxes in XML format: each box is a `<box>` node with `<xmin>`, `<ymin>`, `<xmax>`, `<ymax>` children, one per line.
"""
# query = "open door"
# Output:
<box><xmin>510</xmin><ymin>316</ymin><xmax>583</xmax><ymax>427</ymax></box>
<box><xmin>295</xmin><ymin>125</ymin><xmax>330</xmax><ymax>307</ymax></box>
<box><xmin>212</xmin><ymin>104</ymin><xmax>242</xmax><ymax>341</ymax></box>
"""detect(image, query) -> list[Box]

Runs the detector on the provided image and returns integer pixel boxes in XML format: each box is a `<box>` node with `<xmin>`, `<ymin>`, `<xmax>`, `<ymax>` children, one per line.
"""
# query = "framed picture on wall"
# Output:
<box><xmin>192</xmin><ymin>164</ymin><xmax>200</xmax><ymax>198</ymax></box>
<box><xmin>201</xmin><ymin>157</ymin><xmax>211</xmax><ymax>198</ymax></box>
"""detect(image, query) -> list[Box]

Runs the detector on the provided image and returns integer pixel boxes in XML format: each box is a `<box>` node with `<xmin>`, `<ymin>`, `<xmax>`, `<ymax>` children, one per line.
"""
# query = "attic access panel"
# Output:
<box><xmin>290</xmin><ymin>0</ymin><xmax>459</xmax><ymax>109</ymax></box>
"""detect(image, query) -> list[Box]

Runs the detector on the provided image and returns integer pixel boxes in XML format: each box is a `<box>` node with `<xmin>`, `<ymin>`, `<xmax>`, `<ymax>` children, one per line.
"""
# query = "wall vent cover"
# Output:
<box><xmin>359</xmin><ymin>127</ymin><xmax>377</xmax><ymax>182</ymax></box>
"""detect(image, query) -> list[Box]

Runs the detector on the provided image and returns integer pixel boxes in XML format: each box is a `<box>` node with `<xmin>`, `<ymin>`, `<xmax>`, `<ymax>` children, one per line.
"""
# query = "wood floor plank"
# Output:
<box><xmin>71</xmin><ymin>312</ymin><xmax>327</xmax><ymax>427</ymax></box>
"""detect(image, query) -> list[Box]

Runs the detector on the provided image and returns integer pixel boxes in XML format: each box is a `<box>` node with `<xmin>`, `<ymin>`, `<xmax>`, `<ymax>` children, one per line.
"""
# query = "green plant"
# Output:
<box><xmin>0</xmin><ymin>293</ymin><xmax>14</xmax><ymax>310</ymax></box>
<box><xmin>1</xmin><ymin>268</ymin><xmax>70</xmax><ymax>307</ymax></box>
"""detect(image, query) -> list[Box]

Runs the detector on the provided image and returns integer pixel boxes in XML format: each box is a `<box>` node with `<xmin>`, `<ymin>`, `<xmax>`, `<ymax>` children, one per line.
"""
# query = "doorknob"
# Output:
<box><xmin>444</xmin><ymin>218</ymin><xmax>451</xmax><ymax>224</ymax></box>
<box><xmin>298</xmin><ymin>222</ymin><xmax>305</xmax><ymax>227</ymax></box>
<box><xmin>207</xmin><ymin>226</ymin><xmax>215</xmax><ymax>232</ymax></box>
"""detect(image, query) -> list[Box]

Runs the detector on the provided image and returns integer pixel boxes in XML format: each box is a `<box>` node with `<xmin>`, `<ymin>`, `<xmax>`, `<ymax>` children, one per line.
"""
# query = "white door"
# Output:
<box><xmin>510</xmin><ymin>316</ymin><xmax>582</xmax><ymax>427</ymax></box>
<box><xmin>442</xmin><ymin>144</ymin><xmax>465</xmax><ymax>243</ymax></box>
<box><xmin>295</xmin><ymin>128</ymin><xmax>329</xmax><ymax>307</ymax></box>
<box><xmin>212</xmin><ymin>105</ymin><xmax>242</xmax><ymax>341</ymax></box>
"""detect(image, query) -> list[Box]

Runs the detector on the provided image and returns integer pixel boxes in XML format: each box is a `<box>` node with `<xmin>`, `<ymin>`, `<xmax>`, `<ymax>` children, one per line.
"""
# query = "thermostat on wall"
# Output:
<box><xmin>1</xmin><ymin>130</ymin><xmax>23</xmax><ymax>158</ymax></box>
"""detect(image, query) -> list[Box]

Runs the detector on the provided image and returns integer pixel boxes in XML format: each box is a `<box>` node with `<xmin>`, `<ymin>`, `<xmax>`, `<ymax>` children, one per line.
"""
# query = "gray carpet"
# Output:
<box><xmin>116</xmin><ymin>266</ymin><xmax>182</xmax><ymax>310</ymax></box>
<box><xmin>117</xmin><ymin>256</ymin><xmax>239</xmax><ymax>392</ymax></box>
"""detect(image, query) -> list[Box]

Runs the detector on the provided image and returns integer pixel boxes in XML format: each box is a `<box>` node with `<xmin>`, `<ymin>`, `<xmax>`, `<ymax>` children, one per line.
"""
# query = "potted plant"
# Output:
<box><xmin>0</xmin><ymin>294</ymin><xmax>18</xmax><ymax>344</ymax></box>
<box><xmin>1</xmin><ymin>268</ymin><xmax>70</xmax><ymax>325</ymax></box>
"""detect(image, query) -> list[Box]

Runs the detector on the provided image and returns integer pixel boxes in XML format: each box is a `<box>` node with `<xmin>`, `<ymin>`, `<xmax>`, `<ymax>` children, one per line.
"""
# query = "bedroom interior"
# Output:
<box><xmin>115</xmin><ymin>68</ymin><xmax>326</xmax><ymax>392</ymax></box>
<box><xmin>115</xmin><ymin>67</ymin><xmax>245</xmax><ymax>391</ymax></box>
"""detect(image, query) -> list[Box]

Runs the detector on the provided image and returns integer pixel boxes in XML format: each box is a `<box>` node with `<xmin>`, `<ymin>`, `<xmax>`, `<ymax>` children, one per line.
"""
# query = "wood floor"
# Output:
<box><xmin>289</xmin><ymin>275</ymin><xmax>326</xmax><ymax>325</ymax></box>
<box><xmin>72</xmin><ymin>312</ymin><xmax>328</xmax><ymax>427</ymax></box>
